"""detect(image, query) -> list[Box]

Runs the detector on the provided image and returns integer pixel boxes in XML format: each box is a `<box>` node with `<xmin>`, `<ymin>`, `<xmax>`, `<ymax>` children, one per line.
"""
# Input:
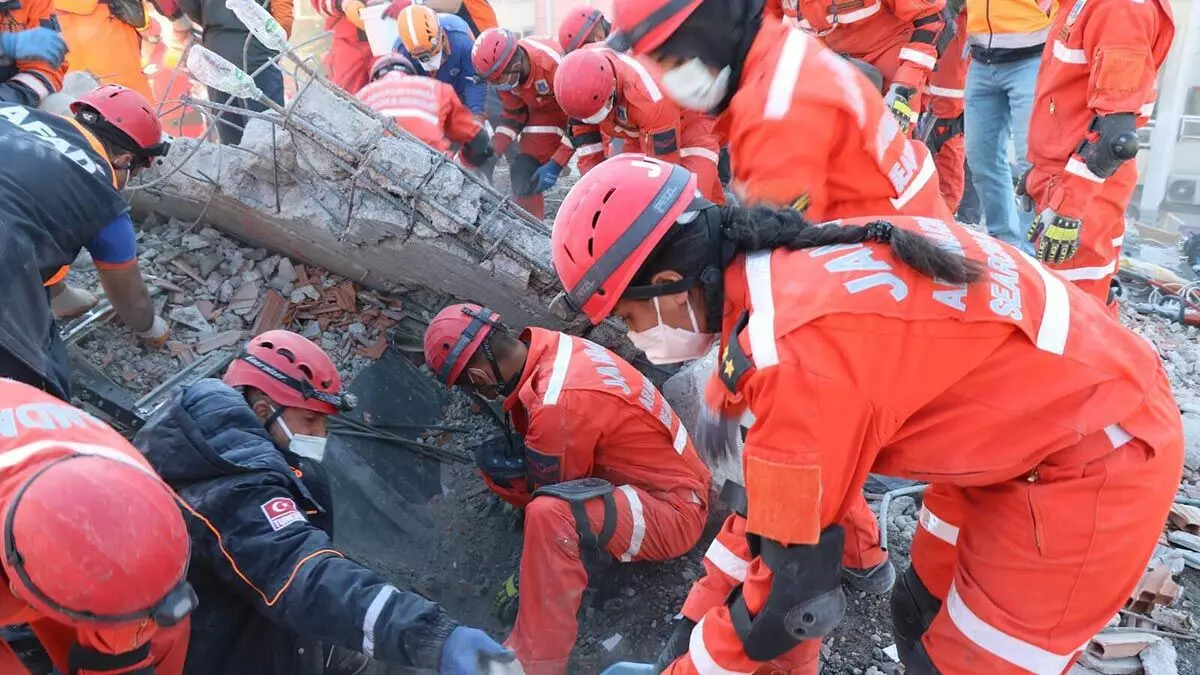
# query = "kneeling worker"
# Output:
<box><xmin>135</xmin><ymin>330</ymin><xmax>512</xmax><ymax>675</ymax></box>
<box><xmin>424</xmin><ymin>304</ymin><xmax>712</xmax><ymax>675</ymax></box>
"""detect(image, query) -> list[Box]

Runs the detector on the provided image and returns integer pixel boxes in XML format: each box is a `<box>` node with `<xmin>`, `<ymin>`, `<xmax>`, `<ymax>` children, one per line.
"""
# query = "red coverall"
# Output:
<box><xmin>787</xmin><ymin>0</ymin><xmax>947</xmax><ymax>120</ymax></box>
<box><xmin>0</xmin><ymin>383</ymin><xmax>190</xmax><ymax>674</ymax></box>
<box><xmin>1023</xmin><ymin>0</ymin><xmax>1173</xmax><ymax>300</ymax></box>
<box><xmin>667</xmin><ymin>216</ymin><xmax>1183</xmax><ymax>675</ymax></box>
<box><xmin>312</xmin><ymin>0</ymin><xmax>374</xmax><ymax>95</ymax></box>
<box><xmin>924</xmin><ymin>9</ymin><xmax>968</xmax><ymax>214</ymax></box>
<box><xmin>488</xmin><ymin>327</ymin><xmax>711</xmax><ymax>675</ymax></box>
<box><xmin>493</xmin><ymin>36</ymin><xmax>574</xmax><ymax>219</ymax></box>
<box><xmin>356</xmin><ymin>71</ymin><xmax>483</xmax><ymax>153</ymax></box>
<box><xmin>0</xmin><ymin>0</ymin><xmax>68</xmax><ymax>104</ymax></box>
<box><xmin>568</xmin><ymin>50</ymin><xmax>724</xmax><ymax>203</ymax></box>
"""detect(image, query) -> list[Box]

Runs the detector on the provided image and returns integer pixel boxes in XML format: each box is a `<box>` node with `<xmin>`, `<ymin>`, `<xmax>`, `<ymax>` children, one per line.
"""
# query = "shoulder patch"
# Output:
<box><xmin>535</xmin><ymin>80</ymin><xmax>550</xmax><ymax>95</ymax></box>
<box><xmin>720</xmin><ymin>310</ymin><xmax>755</xmax><ymax>394</ymax></box>
<box><xmin>261</xmin><ymin>497</ymin><xmax>306</xmax><ymax>531</ymax></box>
<box><xmin>525</xmin><ymin>447</ymin><xmax>563</xmax><ymax>485</ymax></box>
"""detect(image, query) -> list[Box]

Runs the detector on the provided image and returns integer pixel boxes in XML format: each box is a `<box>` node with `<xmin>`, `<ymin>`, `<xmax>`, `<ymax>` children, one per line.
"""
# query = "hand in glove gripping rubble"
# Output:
<box><xmin>530</xmin><ymin>161</ymin><xmax>563</xmax><ymax>195</ymax></box>
<box><xmin>492</xmin><ymin>571</ymin><xmax>520</xmax><ymax>626</ymax></box>
<box><xmin>439</xmin><ymin>626</ymin><xmax>515</xmax><ymax>675</ymax></box>
<box><xmin>0</xmin><ymin>29</ymin><xmax>68</xmax><ymax>67</ymax></box>
<box><xmin>883</xmin><ymin>83</ymin><xmax>918</xmax><ymax>134</ymax></box>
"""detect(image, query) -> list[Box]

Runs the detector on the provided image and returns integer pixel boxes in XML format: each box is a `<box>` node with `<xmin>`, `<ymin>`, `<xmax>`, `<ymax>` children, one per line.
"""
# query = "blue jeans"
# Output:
<box><xmin>964</xmin><ymin>55</ymin><xmax>1040</xmax><ymax>249</ymax></box>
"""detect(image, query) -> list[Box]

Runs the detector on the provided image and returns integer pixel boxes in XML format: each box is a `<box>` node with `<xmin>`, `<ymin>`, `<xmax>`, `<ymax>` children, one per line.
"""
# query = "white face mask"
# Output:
<box><xmin>580</xmin><ymin>100</ymin><xmax>613</xmax><ymax>125</ymax></box>
<box><xmin>276</xmin><ymin>415</ymin><xmax>328</xmax><ymax>463</ymax></box>
<box><xmin>419</xmin><ymin>49</ymin><xmax>444</xmax><ymax>73</ymax></box>
<box><xmin>660</xmin><ymin>58</ymin><xmax>732</xmax><ymax>112</ymax></box>
<box><xmin>627</xmin><ymin>297</ymin><xmax>716</xmax><ymax>365</ymax></box>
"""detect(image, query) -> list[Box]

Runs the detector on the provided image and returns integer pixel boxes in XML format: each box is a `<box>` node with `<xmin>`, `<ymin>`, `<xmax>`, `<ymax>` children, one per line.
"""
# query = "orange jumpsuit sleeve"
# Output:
<box><xmin>882</xmin><ymin>0</ymin><xmax>948</xmax><ymax>88</ymax></box>
<box><xmin>11</xmin><ymin>0</ymin><xmax>67</xmax><ymax>101</ymax></box>
<box><xmin>493</xmin><ymin>89</ymin><xmax>528</xmax><ymax>155</ymax></box>
<box><xmin>568</xmin><ymin>120</ymin><xmax>606</xmax><ymax>174</ymax></box>
<box><xmin>630</xmin><ymin>97</ymin><xmax>684</xmax><ymax>166</ymax></box>
<box><xmin>523</xmin><ymin>390</ymin><xmax>605</xmax><ymax>484</ymax></box>
<box><xmin>681</xmin><ymin>513</ymin><xmax>751</xmax><ymax>621</ymax></box>
<box><xmin>441</xmin><ymin>85</ymin><xmax>484</xmax><ymax>146</ymax></box>
<box><xmin>550</xmin><ymin>130</ymin><xmax>576</xmax><ymax>167</ymax></box>
<box><xmin>1044</xmin><ymin>1</ymin><xmax>1164</xmax><ymax>218</ymax></box>
<box><xmin>73</xmin><ymin>625</ymin><xmax>162</xmax><ymax>673</ymax></box>
<box><xmin>480</xmin><ymin>472</ymin><xmax>534</xmax><ymax>508</ymax></box>
<box><xmin>732</xmin><ymin>104</ymin><xmax>840</xmax><ymax>211</ymax></box>
<box><xmin>270</xmin><ymin>0</ymin><xmax>294</xmax><ymax>36</ymax></box>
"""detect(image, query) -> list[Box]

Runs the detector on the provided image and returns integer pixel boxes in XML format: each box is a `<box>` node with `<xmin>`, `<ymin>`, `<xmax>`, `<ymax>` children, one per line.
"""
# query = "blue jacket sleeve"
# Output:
<box><xmin>186</xmin><ymin>472</ymin><xmax>459</xmax><ymax>668</ymax></box>
<box><xmin>451</xmin><ymin>34</ymin><xmax>485</xmax><ymax>114</ymax></box>
<box><xmin>86</xmin><ymin>212</ymin><xmax>139</xmax><ymax>269</ymax></box>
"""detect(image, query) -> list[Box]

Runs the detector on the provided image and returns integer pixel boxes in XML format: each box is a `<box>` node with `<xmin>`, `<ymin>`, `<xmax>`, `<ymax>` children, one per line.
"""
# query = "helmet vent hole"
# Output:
<box><xmin>587</xmin><ymin>237</ymin><xmax>594</xmax><ymax>257</ymax></box>
<box><xmin>276</xmin><ymin>348</ymin><xmax>297</xmax><ymax>363</ymax></box>
<box><xmin>297</xmin><ymin>364</ymin><xmax>314</xmax><ymax>382</ymax></box>
<box><xmin>601</xmin><ymin>188</ymin><xmax>616</xmax><ymax>204</ymax></box>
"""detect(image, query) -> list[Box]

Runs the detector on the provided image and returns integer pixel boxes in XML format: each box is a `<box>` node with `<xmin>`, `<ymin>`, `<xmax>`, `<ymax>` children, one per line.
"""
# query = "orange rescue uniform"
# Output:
<box><xmin>0</xmin><ymin>382</ymin><xmax>190</xmax><ymax>674</ymax></box>
<box><xmin>924</xmin><ymin>9</ymin><xmax>968</xmax><ymax>214</ymax></box>
<box><xmin>0</xmin><ymin>0</ymin><xmax>67</xmax><ymax>104</ymax></box>
<box><xmin>490</xmin><ymin>328</ymin><xmax>711</xmax><ymax>675</ymax></box>
<box><xmin>357</xmin><ymin>70</ymin><xmax>483</xmax><ymax>154</ymax></box>
<box><xmin>568</xmin><ymin>49</ymin><xmax>723</xmax><ymax>204</ymax></box>
<box><xmin>53</xmin><ymin>0</ymin><xmax>151</xmax><ymax>99</ymax></box>
<box><xmin>665</xmin><ymin>215</ymin><xmax>1182</xmax><ymax>675</ymax></box>
<box><xmin>1023</xmin><ymin>0</ymin><xmax>1173</xmax><ymax>300</ymax></box>
<box><xmin>493</xmin><ymin>36</ymin><xmax>574</xmax><ymax>219</ymax></box>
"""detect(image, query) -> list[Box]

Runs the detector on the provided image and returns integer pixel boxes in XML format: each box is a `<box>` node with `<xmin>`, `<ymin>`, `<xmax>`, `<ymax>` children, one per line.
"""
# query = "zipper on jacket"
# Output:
<box><xmin>1027</xmin><ymin>467</ymin><xmax>1045</xmax><ymax>555</ymax></box>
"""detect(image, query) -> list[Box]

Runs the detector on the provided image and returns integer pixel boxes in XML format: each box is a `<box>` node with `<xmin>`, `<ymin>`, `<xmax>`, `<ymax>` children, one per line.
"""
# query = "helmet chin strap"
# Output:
<box><xmin>480</xmin><ymin>337</ymin><xmax>522</xmax><ymax>396</ymax></box>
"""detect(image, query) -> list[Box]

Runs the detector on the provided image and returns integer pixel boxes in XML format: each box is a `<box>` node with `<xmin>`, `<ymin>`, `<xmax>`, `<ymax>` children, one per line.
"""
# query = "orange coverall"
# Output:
<box><xmin>0</xmin><ymin>384</ymin><xmax>190</xmax><ymax>675</ymax></box>
<box><xmin>1023</xmin><ymin>0</ymin><xmax>1173</xmax><ymax>300</ymax></box>
<box><xmin>357</xmin><ymin>70</ymin><xmax>483</xmax><ymax>153</ymax></box>
<box><xmin>0</xmin><ymin>0</ymin><xmax>67</xmax><ymax>105</ymax></box>
<box><xmin>313</xmin><ymin>0</ymin><xmax>373</xmax><ymax>95</ymax></box>
<box><xmin>923</xmin><ymin>9</ymin><xmax>968</xmax><ymax>214</ymax></box>
<box><xmin>488</xmin><ymin>327</ymin><xmax>711</xmax><ymax>675</ymax></box>
<box><xmin>52</xmin><ymin>0</ymin><xmax>151</xmax><ymax>98</ymax></box>
<box><xmin>567</xmin><ymin>50</ymin><xmax>723</xmax><ymax>204</ymax></box>
<box><xmin>493</xmin><ymin>36</ymin><xmax>574</xmax><ymax>219</ymax></box>
<box><xmin>666</xmin><ymin>215</ymin><xmax>1182</xmax><ymax>675</ymax></box>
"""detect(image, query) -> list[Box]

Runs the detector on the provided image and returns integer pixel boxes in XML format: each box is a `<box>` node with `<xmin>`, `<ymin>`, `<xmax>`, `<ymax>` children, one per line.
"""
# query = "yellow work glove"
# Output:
<box><xmin>1026</xmin><ymin>209</ymin><xmax>1082</xmax><ymax>264</ymax></box>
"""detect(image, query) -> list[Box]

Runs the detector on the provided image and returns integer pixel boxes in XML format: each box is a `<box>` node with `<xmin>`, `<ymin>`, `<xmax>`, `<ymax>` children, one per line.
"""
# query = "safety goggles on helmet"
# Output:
<box><xmin>75</xmin><ymin>107</ymin><xmax>171</xmax><ymax>169</ymax></box>
<box><xmin>410</xmin><ymin>32</ymin><xmax>444</xmax><ymax>67</ymax></box>
<box><xmin>236</xmin><ymin>351</ymin><xmax>357</xmax><ymax>412</ymax></box>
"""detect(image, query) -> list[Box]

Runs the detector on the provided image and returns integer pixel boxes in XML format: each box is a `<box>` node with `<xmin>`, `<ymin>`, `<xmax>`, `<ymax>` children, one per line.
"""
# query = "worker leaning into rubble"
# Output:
<box><xmin>0</xmin><ymin>84</ymin><xmax>170</xmax><ymax>400</ymax></box>
<box><xmin>0</xmin><ymin>2</ymin><xmax>67</xmax><ymax>106</ymax></box>
<box><xmin>471</xmin><ymin>28</ymin><xmax>573</xmax><ymax>219</ymax></box>
<box><xmin>1017</xmin><ymin>0</ymin><xmax>1174</xmax><ymax>307</ymax></box>
<box><xmin>357</xmin><ymin>52</ymin><xmax>493</xmax><ymax>165</ymax></box>
<box><xmin>423</xmin><ymin>304</ymin><xmax>712</xmax><ymax>675</ymax></box>
<box><xmin>551</xmin><ymin>153</ymin><xmax>1185</xmax><ymax>675</ymax></box>
<box><xmin>557</xmin><ymin>5</ymin><xmax>610</xmax><ymax>53</ymax></box>
<box><xmin>134</xmin><ymin>330</ymin><xmax>513</xmax><ymax>675</ymax></box>
<box><xmin>395</xmin><ymin>5</ymin><xmax>485</xmax><ymax>116</ymax></box>
<box><xmin>0</xmin><ymin>377</ymin><xmax>196</xmax><ymax>674</ymax></box>
<box><xmin>554</xmin><ymin>47</ymin><xmax>724</xmax><ymax>205</ymax></box>
<box><xmin>921</xmin><ymin>1</ymin><xmax>968</xmax><ymax>215</ymax></box>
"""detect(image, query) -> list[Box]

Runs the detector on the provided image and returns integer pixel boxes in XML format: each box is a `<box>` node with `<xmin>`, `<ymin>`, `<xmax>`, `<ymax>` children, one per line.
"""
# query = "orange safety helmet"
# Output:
<box><xmin>396</xmin><ymin>5</ymin><xmax>444</xmax><ymax>62</ymax></box>
<box><xmin>558</xmin><ymin>6</ymin><xmax>609</xmax><ymax>53</ymax></box>
<box><xmin>71</xmin><ymin>84</ymin><xmax>170</xmax><ymax>166</ymax></box>
<box><xmin>223</xmin><ymin>330</ymin><xmax>352</xmax><ymax>415</ymax></box>
<box><xmin>1</xmin><ymin>452</ymin><xmax>195</xmax><ymax>628</ymax></box>
<box><xmin>551</xmin><ymin>154</ymin><xmax>697</xmax><ymax>323</ymax></box>
<box><xmin>554</xmin><ymin>49</ymin><xmax>617</xmax><ymax>121</ymax></box>
<box><xmin>471</xmin><ymin>27</ymin><xmax>520</xmax><ymax>81</ymax></box>
<box><xmin>607</xmin><ymin>0</ymin><xmax>702</xmax><ymax>55</ymax></box>
<box><xmin>423</xmin><ymin>304</ymin><xmax>503</xmax><ymax>387</ymax></box>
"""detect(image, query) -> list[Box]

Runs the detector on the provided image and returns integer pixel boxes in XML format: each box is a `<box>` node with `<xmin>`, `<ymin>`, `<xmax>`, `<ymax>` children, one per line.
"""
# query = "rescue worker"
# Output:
<box><xmin>471</xmin><ymin>27</ymin><xmax>573</xmax><ymax>219</ymax></box>
<box><xmin>554</xmin><ymin>47</ymin><xmax>724</xmax><ymax>204</ymax></box>
<box><xmin>395</xmin><ymin>5</ymin><xmax>486</xmax><ymax>116</ymax></box>
<box><xmin>423</xmin><ymin>304</ymin><xmax>712</xmax><ymax>675</ymax></box>
<box><xmin>0</xmin><ymin>84</ymin><xmax>169</xmax><ymax>399</ymax></box>
<box><xmin>608</xmin><ymin>0</ymin><xmax>952</xmax><ymax>222</ymax></box>
<box><xmin>775</xmin><ymin>0</ymin><xmax>954</xmax><ymax>135</ymax></box>
<box><xmin>383</xmin><ymin>0</ymin><xmax>497</xmax><ymax>36</ymax></box>
<box><xmin>0</xmin><ymin>377</ymin><xmax>196</xmax><ymax>674</ymax></box>
<box><xmin>312</xmin><ymin>0</ymin><xmax>373</xmax><ymax>94</ymax></box>
<box><xmin>52</xmin><ymin>0</ymin><xmax>155</xmax><ymax>99</ymax></box>
<box><xmin>1018</xmin><ymin>0</ymin><xmax>1173</xmax><ymax>305</ymax></box>
<box><xmin>557</xmin><ymin>5</ymin><xmax>609</xmax><ymax>53</ymax></box>
<box><xmin>921</xmin><ymin>0</ymin><xmax>968</xmax><ymax>214</ymax></box>
<box><xmin>357</xmin><ymin>52</ymin><xmax>493</xmax><ymax>166</ymax></box>
<box><xmin>0</xmin><ymin>7</ymin><xmax>67</xmax><ymax>105</ymax></box>
<box><xmin>551</xmin><ymin>153</ymin><xmax>1184</xmax><ymax>675</ymax></box>
<box><xmin>135</xmin><ymin>330</ymin><xmax>514</xmax><ymax>675</ymax></box>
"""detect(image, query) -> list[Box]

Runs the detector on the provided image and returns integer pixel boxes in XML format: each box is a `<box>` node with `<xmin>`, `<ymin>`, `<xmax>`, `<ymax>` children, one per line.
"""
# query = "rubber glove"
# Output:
<box><xmin>653</xmin><ymin>617</ymin><xmax>696</xmax><ymax>672</ymax></box>
<box><xmin>1026</xmin><ymin>209</ymin><xmax>1082</xmax><ymax>264</ymax></box>
<box><xmin>439</xmin><ymin>627</ymin><xmax>514</xmax><ymax>675</ymax></box>
<box><xmin>530</xmin><ymin>160</ymin><xmax>563</xmax><ymax>195</ymax></box>
<box><xmin>0</xmin><ymin>28</ymin><xmax>68</xmax><ymax>68</ymax></box>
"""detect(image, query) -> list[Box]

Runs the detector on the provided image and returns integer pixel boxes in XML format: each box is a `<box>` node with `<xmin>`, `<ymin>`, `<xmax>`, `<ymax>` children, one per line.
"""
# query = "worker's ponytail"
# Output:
<box><xmin>721</xmin><ymin>206</ymin><xmax>983</xmax><ymax>285</ymax></box>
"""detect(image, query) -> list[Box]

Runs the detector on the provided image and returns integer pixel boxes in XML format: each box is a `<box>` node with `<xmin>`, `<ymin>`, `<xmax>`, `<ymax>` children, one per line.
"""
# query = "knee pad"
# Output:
<box><xmin>890</xmin><ymin>564</ymin><xmax>943</xmax><ymax>666</ymax></box>
<box><xmin>532</xmin><ymin>478</ymin><xmax>618</xmax><ymax>580</ymax></box>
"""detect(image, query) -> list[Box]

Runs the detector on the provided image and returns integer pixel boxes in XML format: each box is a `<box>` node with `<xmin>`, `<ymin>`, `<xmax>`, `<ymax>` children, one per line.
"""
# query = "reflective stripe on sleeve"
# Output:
<box><xmin>1018</xmin><ymin>253</ymin><xmax>1071</xmax><ymax>355</ymax></box>
<box><xmin>361</xmin><ymin>585</ymin><xmax>399</xmax><ymax>658</ymax></box>
<box><xmin>704</xmin><ymin>538</ymin><xmax>749</xmax><ymax>582</ymax></box>
<box><xmin>542</xmin><ymin>333</ymin><xmax>574</xmax><ymax>405</ymax></box>
<box><xmin>743</xmin><ymin>251</ymin><xmax>780</xmax><ymax>368</ymax></box>
<box><xmin>899</xmin><ymin>48</ymin><xmax>937</xmax><ymax>70</ymax></box>
<box><xmin>617</xmin><ymin>485</ymin><xmax>646</xmax><ymax>561</ymax></box>
<box><xmin>680</xmin><ymin>147</ymin><xmax>720</xmax><ymax>162</ymax></box>
<box><xmin>689</xmin><ymin>617</ymin><xmax>755</xmax><ymax>675</ymax></box>
<box><xmin>1052</xmin><ymin>41</ymin><xmax>1087</xmax><ymax>64</ymax></box>
<box><xmin>764</xmin><ymin>29</ymin><xmax>808</xmax><ymax>120</ymax></box>
<box><xmin>917</xmin><ymin>505</ymin><xmax>960</xmax><ymax>546</ymax></box>
<box><xmin>1065</xmin><ymin>157</ymin><xmax>1105</xmax><ymax>183</ymax></box>
<box><xmin>890</xmin><ymin>150</ymin><xmax>936</xmax><ymax>209</ymax></box>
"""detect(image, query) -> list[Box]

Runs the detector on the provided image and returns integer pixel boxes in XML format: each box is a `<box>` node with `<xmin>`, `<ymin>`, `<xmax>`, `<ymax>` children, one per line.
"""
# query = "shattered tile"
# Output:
<box><xmin>1168</xmin><ymin>504</ymin><xmax>1200</xmax><ymax>534</ymax></box>
<box><xmin>252</xmin><ymin>290</ymin><xmax>290</xmax><ymax>336</ymax></box>
<box><xmin>195</xmin><ymin>300</ymin><xmax>215</xmax><ymax>320</ymax></box>
<box><xmin>196</xmin><ymin>330</ymin><xmax>246</xmax><ymax>355</ymax></box>
<box><xmin>168</xmin><ymin>305</ymin><xmax>213</xmax><ymax>333</ymax></box>
<box><xmin>354</xmin><ymin>334</ymin><xmax>388</xmax><ymax>360</ymax></box>
<box><xmin>149</xmin><ymin>277</ymin><xmax>184</xmax><ymax>293</ymax></box>
<box><xmin>333</xmin><ymin>282</ymin><xmax>357</xmax><ymax>312</ymax></box>
<box><xmin>170</xmin><ymin>259</ymin><xmax>207</xmax><ymax>285</ymax></box>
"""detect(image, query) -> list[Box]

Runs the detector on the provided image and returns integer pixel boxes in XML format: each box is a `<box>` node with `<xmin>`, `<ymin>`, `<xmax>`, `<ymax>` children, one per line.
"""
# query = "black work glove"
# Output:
<box><xmin>653</xmin><ymin>617</ymin><xmax>697</xmax><ymax>673</ymax></box>
<box><xmin>493</xmin><ymin>571</ymin><xmax>520</xmax><ymax>627</ymax></box>
<box><xmin>1015</xmin><ymin>166</ymin><xmax>1034</xmax><ymax>213</ymax></box>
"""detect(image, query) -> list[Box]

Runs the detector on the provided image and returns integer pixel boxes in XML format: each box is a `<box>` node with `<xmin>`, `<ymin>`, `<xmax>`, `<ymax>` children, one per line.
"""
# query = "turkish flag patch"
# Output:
<box><xmin>261</xmin><ymin>497</ymin><xmax>306</xmax><ymax>531</ymax></box>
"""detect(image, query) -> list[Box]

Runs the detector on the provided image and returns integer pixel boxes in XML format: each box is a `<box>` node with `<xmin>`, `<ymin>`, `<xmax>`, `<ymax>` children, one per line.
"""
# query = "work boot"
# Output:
<box><xmin>49</xmin><ymin>283</ymin><xmax>99</xmax><ymax>320</ymax></box>
<box><xmin>842</xmin><ymin>558</ymin><xmax>896</xmax><ymax>595</ymax></box>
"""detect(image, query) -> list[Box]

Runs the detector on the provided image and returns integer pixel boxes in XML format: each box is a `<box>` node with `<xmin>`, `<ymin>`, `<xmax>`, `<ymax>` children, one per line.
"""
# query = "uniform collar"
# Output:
<box><xmin>502</xmin><ymin>326</ymin><xmax>555</xmax><ymax>413</ymax></box>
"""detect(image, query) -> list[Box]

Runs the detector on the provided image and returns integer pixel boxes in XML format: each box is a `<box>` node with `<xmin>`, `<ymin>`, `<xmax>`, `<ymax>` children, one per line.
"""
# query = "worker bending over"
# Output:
<box><xmin>1019</xmin><ymin>0</ymin><xmax>1173</xmax><ymax>306</ymax></box>
<box><xmin>555</xmin><ymin>47</ymin><xmax>724</xmax><ymax>204</ymax></box>
<box><xmin>472</xmin><ymin>28</ymin><xmax>574</xmax><ymax>219</ymax></box>
<box><xmin>558</xmin><ymin>5</ymin><xmax>610</xmax><ymax>53</ymax></box>
<box><xmin>552</xmin><ymin>153</ymin><xmax>1183</xmax><ymax>675</ymax></box>
<box><xmin>0</xmin><ymin>8</ymin><xmax>67</xmax><ymax>105</ymax></box>
<box><xmin>0</xmin><ymin>378</ymin><xmax>195</xmax><ymax>674</ymax></box>
<box><xmin>396</xmin><ymin>5</ymin><xmax>486</xmax><ymax>116</ymax></box>
<box><xmin>0</xmin><ymin>85</ymin><xmax>169</xmax><ymax>399</ymax></box>
<box><xmin>135</xmin><ymin>331</ymin><xmax>511</xmax><ymax>675</ymax></box>
<box><xmin>358</xmin><ymin>53</ymin><xmax>493</xmax><ymax>166</ymax></box>
<box><xmin>423</xmin><ymin>304</ymin><xmax>712</xmax><ymax>675</ymax></box>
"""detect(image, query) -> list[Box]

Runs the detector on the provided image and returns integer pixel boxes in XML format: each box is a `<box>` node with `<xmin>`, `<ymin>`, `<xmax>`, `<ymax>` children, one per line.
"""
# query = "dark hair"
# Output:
<box><xmin>633</xmin><ymin>205</ymin><xmax>983</xmax><ymax>288</ymax></box>
<box><xmin>458</xmin><ymin>328</ymin><xmax>524</xmax><ymax>385</ymax></box>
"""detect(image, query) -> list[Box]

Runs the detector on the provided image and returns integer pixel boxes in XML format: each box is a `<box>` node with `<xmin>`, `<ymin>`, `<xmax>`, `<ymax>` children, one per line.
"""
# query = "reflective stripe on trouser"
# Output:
<box><xmin>840</xmin><ymin>491</ymin><xmax>888</xmax><ymax>570</ymax></box>
<box><xmin>1042</xmin><ymin>165</ymin><xmax>1137</xmax><ymax>302</ymax></box>
<box><xmin>507</xmin><ymin>486</ymin><xmax>706</xmax><ymax>675</ymax></box>
<box><xmin>916</xmin><ymin>425</ymin><xmax>1182</xmax><ymax>674</ymax></box>
<box><xmin>662</xmin><ymin>615</ymin><xmax>821</xmax><ymax>675</ymax></box>
<box><xmin>910</xmin><ymin>484</ymin><xmax>965</xmax><ymax>601</ymax></box>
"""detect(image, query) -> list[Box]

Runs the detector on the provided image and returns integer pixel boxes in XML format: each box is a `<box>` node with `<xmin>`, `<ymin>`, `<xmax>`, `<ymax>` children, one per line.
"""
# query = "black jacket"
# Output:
<box><xmin>135</xmin><ymin>379</ymin><xmax>458</xmax><ymax>675</ymax></box>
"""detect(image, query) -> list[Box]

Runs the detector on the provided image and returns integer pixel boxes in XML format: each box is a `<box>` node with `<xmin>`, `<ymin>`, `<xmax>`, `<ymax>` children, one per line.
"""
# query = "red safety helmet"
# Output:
<box><xmin>472</xmin><ymin>28</ymin><xmax>520</xmax><ymax>81</ymax></box>
<box><xmin>2</xmin><ymin>453</ymin><xmax>194</xmax><ymax>628</ymax></box>
<box><xmin>551</xmin><ymin>154</ymin><xmax>697</xmax><ymax>323</ymax></box>
<box><xmin>370</xmin><ymin>53</ymin><xmax>417</xmax><ymax>81</ymax></box>
<box><xmin>423</xmin><ymin>304</ymin><xmax>503</xmax><ymax>387</ymax></box>
<box><xmin>608</xmin><ymin>0</ymin><xmax>702</xmax><ymax>55</ymax></box>
<box><xmin>70</xmin><ymin>85</ymin><xmax>169</xmax><ymax>165</ymax></box>
<box><xmin>558</xmin><ymin>6</ymin><xmax>609</xmax><ymax>53</ymax></box>
<box><xmin>554</xmin><ymin>49</ymin><xmax>617</xmax><ymax>121</ymax></box>
<box><xmin>223</xmin><ymin>330</ymin><xmax>351</xmax><ymax>415</ymax></box>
